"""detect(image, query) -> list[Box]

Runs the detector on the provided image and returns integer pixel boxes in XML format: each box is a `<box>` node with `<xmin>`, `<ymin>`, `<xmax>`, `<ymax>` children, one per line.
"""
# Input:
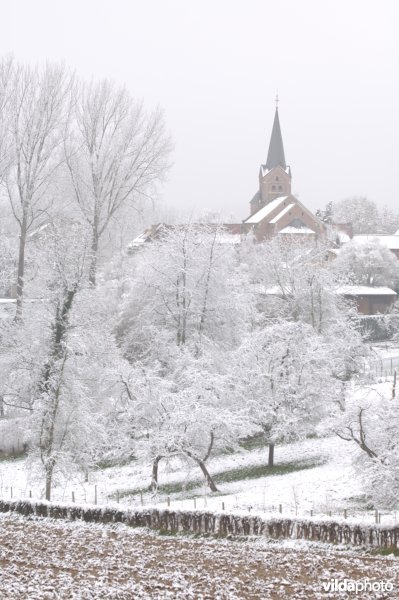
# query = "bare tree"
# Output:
<box><xmin>65</xmin><ymin>79</ymin><xmax>172</xmax><ymax>285</ymax></box>
<box><xmin>1</xmin><ymin>59</ymin><xmax>74</xmax><ymax>319</ymax></box>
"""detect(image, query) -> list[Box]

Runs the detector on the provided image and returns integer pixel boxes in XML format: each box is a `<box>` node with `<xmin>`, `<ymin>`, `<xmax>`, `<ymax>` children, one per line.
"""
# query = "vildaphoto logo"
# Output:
<box><xmin>321</xmin><ymin>578</ymin><xmax>394</xmax><ymax>594</ymax></box>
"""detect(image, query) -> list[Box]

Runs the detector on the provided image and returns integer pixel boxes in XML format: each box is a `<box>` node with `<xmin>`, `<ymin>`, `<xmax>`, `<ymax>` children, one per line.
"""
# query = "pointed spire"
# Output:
<box><xmin>265</xmin><ymin>105</ymin><xmax>286</xmax><ymax>170</ymax></box>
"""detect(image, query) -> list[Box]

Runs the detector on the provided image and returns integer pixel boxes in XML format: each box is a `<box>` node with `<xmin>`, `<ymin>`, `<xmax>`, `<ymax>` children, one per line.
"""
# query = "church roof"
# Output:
<box><xmin>244</xmin><ymin>196</ymin><xmax>289</xmax><ymax>224</ymax></box>
<box><xmin>250</xmin><ymin>190</ymin><xmax>261</xmax><ymax>204</ymax></box>
<box><xmin>265</xmin><ymin>108</ymin><xmax>286</xmax><ymax>170</ymax></box>
<box><xmin>269</xmin><ymin>203</ymin><xmax>295</xmax><ymax>224</ymax></box>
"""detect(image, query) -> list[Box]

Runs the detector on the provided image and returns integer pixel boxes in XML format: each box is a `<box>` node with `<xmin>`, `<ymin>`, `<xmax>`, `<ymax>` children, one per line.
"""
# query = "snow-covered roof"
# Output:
<box><xmin>352</xmin><ymin>235</ymin><xmax>399</xmax><ymax>250</ymax></box>
<box><xmin>0</xmin><ymin>298</ymin><xmax>16</xmax><ymax>304</ymax></box>
<box><xmin>335</xmin><ymin>231</ymin><xmax>351</xmax><ymax>244</ymax></box>
<box><xmin>395</xmin><ymin>229</ymin><xmax>399</xmax><ymax>236</ymax></box>
<box><xmin>244</xmin><ymin>196</ymin><xmax>288</xmax><ymax>224</ymax></box>
<box><xmin>269</xmin><ymin>203</ymin><xmax>295</xmax><ymax>224</ymax></box>
<box><xmin>336</xmin><ymin>286</ymin><xmax>397</xmax><ymax>296</ymax></box>
<box><xmin>278</xmin><ymin>226</ymin><xmax>316</xmax><ymax>234</ymax></box>
<box><xmin>128</xmin><ymin>232</ymin><xmax>150</xmax><ymax>248</ymax></box>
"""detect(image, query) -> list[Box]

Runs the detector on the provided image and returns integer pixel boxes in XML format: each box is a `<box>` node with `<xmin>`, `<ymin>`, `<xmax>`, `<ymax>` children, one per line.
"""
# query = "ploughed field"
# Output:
<box><xmin>0</xmin><ymin>514</ymin><xmax>397</xmax><ymax>599</ymax></box>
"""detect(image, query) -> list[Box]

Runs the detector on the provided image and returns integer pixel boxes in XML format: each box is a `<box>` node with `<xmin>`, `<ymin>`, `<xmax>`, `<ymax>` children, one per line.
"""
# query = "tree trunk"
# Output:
<box><xmin>15</xmin><ymin>213</ymin><xmax>27</xmax><ymax>321</ymax></box>
<box><xmin>197</xmin><ymin>458</ymin><xmax>218</xmax><ymax>492</ymax></box>
<box><xmin>149</xmin><ymin>455</ymin><xmax>162</xmax><ymax>492</ymax></box>
<box><xmin>89</xmin><ymin>227</ymin><xmax>98</xmax><ymax>287</ymax></box>
<box><xmin>268</xmin><ymin>443</ymin><xmax>275</xmax><ymax>468</ymax></box>
<box><xmin>45</xmin><ymin>466</ymin><xmax>53</xmax><ymax>501</ymax></box>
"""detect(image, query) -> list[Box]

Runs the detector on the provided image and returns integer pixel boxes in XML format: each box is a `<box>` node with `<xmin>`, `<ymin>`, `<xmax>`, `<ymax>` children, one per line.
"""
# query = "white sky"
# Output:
<box><xmin>3</xmin><ymin>0</ymin><xmax>399</xmax><ymax>221</ymax></box>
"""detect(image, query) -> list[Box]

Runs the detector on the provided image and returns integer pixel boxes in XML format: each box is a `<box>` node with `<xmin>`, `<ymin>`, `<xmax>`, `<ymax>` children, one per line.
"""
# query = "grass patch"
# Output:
<box><xmin>239</xmin><ymin>433</ymin><xmax>268</xmax><ymax>451</ymax></box>
<box><xmin>0</xmin><ymin>452</ymin><xmax>25</xmax><ymax>463</ymax></box>
<box><xmin>213</xmin><ymin>459</ymin><xmax>324</xmax><ymax>485</ymax></box>
<box><xmin>95</xmin><ymin>455</ymin><xmax>136</xmax><ymax>470</ymax></box>
<box><xmin>370</xmin><ymin>547</ymin><xmax>399</xmax><ymax>557</ymax></box>
<box><xmin>111</xmin><ymin>457</ymin><xmax>324</xmax><ymax>501</ymax></box>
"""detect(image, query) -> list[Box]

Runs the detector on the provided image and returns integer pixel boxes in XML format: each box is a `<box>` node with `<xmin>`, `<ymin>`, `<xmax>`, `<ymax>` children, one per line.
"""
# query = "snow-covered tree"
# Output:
<box><xmin>334</xmin><ymin>382</ymin><xmax>399</xmax><ymax>509</ymax></box>
<box><xmin>326</xmin><ymin>196</ymin><xmax>399</xmax><ymax>235</ymax></box>
<box><xmin>333</xmin><ymin>237</ymin><xmax>399</xmax><ymax>290</ymax></box>
<box><xmin>250</xmin><ymin>237</ymin><xmax>348</xmax><ymax>334</ymax></box>
<box><xmin>0</xmin><ymin>219</ymin><xmax>122</xmax><ymax>499</ymax></box>
<box><xmin>117</xmin><ymin>223</ymin><xmax>252</xmax><ymax>365</ymax></box>
<box><xmin>117</xmin><ymin>346</ymin><xmax>249</xmax><ymax>492</ymax></box>
<box><xmin>0</xmin><ymin>58</ymin><xmax>74</xmax><ymax>319</ymax></box>
<box><xmin>234</xmin><ymin>321</ymin><xmax>341</xmax><ymax>467</ymax></box>
<box><xmin>331</xmin><ymin>197</ymin><xmax>380</xmax><ymax>234</ymax></box>
<box><xmin>65</xmin><ymin>79</ymin><xmax>172</xmax><ymax>286</ymax></box>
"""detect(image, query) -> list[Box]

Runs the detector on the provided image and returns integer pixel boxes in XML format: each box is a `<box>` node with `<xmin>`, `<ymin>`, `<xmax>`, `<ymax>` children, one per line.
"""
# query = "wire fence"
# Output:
<box><xmin>0</xmin><ymin>482</ymin><xmax>397</xmax><ymax>528</ymax></box>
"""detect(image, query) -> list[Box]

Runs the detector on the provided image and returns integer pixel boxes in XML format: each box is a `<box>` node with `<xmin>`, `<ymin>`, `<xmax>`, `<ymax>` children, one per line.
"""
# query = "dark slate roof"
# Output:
<box><xmin>250</xmin><ymin>191</ymin><xmax>261</xmax><ymax>204</ymax></box>
<box><xmin>265</xmin><ymin>108</ymin><xmax>286</xmax><ymax>170</ymax></box>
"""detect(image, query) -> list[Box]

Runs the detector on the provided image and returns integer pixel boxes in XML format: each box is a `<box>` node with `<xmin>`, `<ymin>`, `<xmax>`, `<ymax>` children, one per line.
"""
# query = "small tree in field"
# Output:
<box><xmin>118</xmin><ymin>347</ymin><xmax>249</xmax><ymax>492</ymax></box>
<box><xmin>234</xmin><ymin>321</ymin><xmax>342</xmax><ymax>467</ymax></box>
<box><xmin>334</xmin><ymin>384</ymin><xmax>399</xmax><ymax>510</ymax></box>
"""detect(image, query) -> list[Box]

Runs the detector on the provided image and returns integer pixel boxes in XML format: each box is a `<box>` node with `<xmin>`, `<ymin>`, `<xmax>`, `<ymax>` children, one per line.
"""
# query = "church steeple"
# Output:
<box><xmin>249</xmin><ymin>101</ymin><xmax>292</xmax><ymax>215</ymax></box>
<box><xmin>265</xmin><ymin>105</ymin><xmax>286</xmax><ymax>170</ymax></box>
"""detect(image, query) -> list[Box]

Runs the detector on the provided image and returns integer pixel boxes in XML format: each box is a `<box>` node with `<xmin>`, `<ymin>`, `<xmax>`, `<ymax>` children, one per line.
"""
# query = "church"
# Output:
<box><xmin>129</xmin><ymin>105</ymin><xmax>326</xmax><ymax>250</ymax></box>
<box><xmin>240</xmin><ymin>104</ymin><xmax>325</xmax><ymax>242</ymax></box>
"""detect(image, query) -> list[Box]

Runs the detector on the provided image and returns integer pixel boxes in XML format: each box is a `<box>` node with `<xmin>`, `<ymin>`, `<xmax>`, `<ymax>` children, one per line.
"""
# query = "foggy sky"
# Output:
<box><xmin>3</xmin><ymin>0</ymin><xmax>399</xmax><ymax>222</ymax></box>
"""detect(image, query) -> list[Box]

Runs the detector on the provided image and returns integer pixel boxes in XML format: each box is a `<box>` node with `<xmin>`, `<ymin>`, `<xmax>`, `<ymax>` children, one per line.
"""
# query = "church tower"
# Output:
<box><xmin>250</xmin><ymin>101</ymin><xmax>292</xmax><ymax>215</ymax></box>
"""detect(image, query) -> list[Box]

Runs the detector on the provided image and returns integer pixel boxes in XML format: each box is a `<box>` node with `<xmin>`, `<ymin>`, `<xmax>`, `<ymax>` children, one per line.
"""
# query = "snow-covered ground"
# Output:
<box><xmin>0</xmin><ymin>434</ymin><xmax>393</xmax><ymax>527</ymax></box>
<box><xmin>1</xmin><ymin>377</ymin><xmax>397</xmax><ymax>527</ymax></box>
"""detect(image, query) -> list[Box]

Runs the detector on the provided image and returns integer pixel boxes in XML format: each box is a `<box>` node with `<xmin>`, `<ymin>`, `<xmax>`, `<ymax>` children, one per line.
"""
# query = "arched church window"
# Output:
<box><xmin>278</xmin><ymin>186</ymin><xmax>282</xmax><ymax>190</ymax></box>
<box><xmin>272</xmin><ymin>185</ymin><xmax>276</xmax><ymax>190</ymax></box>
<box><xmin>275</xmin><ymin>176</ymin><xmax>279</xmax><ymax>181</ymax></box>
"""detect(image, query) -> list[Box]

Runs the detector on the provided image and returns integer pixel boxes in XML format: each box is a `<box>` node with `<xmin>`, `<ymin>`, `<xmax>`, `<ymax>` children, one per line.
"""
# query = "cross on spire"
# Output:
<box><xmin>275</xmin><ymin>93</ymin><xmax>279</xmax><ymax>109</ymax></box>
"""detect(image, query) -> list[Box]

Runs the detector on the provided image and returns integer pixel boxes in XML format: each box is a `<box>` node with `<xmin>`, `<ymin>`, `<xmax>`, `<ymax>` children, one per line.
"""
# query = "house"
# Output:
<box><xmin>336</xmin><ymin>285</ymin><xmax>397</xmax><ymax>315</ymax></box>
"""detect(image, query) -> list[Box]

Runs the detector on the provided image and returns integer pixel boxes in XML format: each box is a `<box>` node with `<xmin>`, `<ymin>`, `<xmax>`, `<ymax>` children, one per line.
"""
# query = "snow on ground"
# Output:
<box><xmin>0</xmin><ymin>435</ymin><xmax>389</xmax><ymax>526</ymax></box>
<box><xmin>1</xmin><ymin>378</ymin><xmax>397</xmax><ymax>526</ymax></box>
<box><xmin>0</xmin><ymin>513</ymin><xmax>397</xmax><ymax>599</ymax></box>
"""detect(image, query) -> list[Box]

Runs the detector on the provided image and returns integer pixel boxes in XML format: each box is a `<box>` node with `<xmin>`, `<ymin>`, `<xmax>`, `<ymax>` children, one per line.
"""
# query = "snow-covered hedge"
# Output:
<box><xmin>0</xmin><ymin>500</ymin><xmax>397</xmax><ymax>550</ymax></box>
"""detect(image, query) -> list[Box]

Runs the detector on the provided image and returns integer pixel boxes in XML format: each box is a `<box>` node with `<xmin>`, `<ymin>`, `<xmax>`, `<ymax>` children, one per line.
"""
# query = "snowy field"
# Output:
<box><xmin>0</xmin><ymin>433</ymin><xmax>395</xmax><ymax>527</ymax></box>
<box><xmin>0</xmin><ymin>513</ymin><xmax>397</xmax><ymax>599</ymax></box>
